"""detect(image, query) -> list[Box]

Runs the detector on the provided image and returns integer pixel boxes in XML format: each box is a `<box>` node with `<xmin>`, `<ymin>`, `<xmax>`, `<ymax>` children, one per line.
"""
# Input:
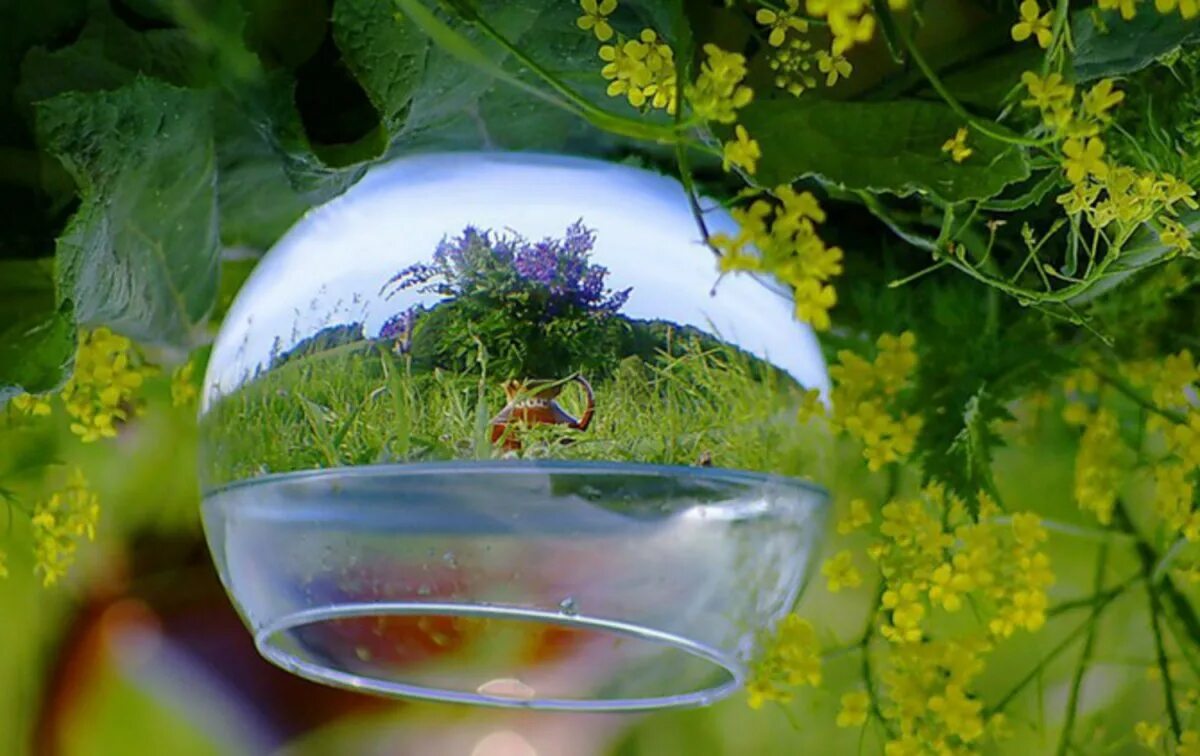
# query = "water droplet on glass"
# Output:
<box><xmin>477</xmin><ymin>677</ymin><xmax>535</xmax><ymax>701</ymax></box>
<box><xmin>558</xmin><ymin>597</ymin><xmax>579</xmax><ymax>616</ymax></box>
<box><xmin>443</xmin><ymin>551</ymin><xmax>458</xmax><ymax>569</ymax></box>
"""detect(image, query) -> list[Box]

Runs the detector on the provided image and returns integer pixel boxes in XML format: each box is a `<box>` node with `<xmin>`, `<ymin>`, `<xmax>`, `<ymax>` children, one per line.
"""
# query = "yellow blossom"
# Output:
<box><xmin>576</xmin><ymin>0</ymin><xmax>616</xmax><ymax>42</ymax></box>
<box><xmin>756</xmin><ymin>0</ymin><xmax>809</xmax><ymax>46</ymax></box>
<box><xmin>1182</xmin><ymin>730</ymin><xmax>1200</xmax><ymax>756</ymax></box>
<box><xmin>1157</xmin><ymin>0</ymin><xmax>1199</xmax><ymax>18</ymax></box>
<box><xmin>1160</xmin><ymin>216</ymin><xmax>1193</xmax><ymax>253</ymax></box>
<box><xmin>722</xmin><ymin>124</ymin><xmax>761</xmax><ymax>175</ymax></box>
<box><xmin>942</xmin><ymin>127</ymin><xmax>973</xmax><ymax>164</ymax></box>
<box><xmin>928</xmin><ymin>684</ymin><xmax>984</xmax><ymax>742</ymax></box>
<box><xmin>1062</xmin><ymin>137</ymin><xmax>1109</xmax><ymax>184</ymax></box>
<box><xmin>816</xmin><ymin>49</ymin><xmax>852</xmax><ymax>86</ymax></box>
<box><xmin>32</xmin><ymin>467</ymin><xmax>100</xmax><ymax>587</ymax></box>
<box><xmin>838</xmin><ymin>498</ymin><xmax>872</xmax><ymax>534</ymax></box>
<box><xmin>1136</xmin><ymin>721</ymin><xmax>1164</xmax><ymax>748</ymax></box>
<box><xmin>1012</xmin><ymin>0</ymin><xmax>1054</xmax><ymax>47</ymax></box>
<box><xmin>822</xmin><ymin>549</ymin><xmax>862</xmax><ymax>592</ymax></box>
<box><xmin>1081</xmin><ymin>79</ymin><xmax>1125</xmax><ymax>122</ymax></box>
<box><xmin>61</xmin><ymin>327</ymin><xmax>149</xmax><ymax>443</ymax></box>
<box><xmin>171</xmin><ymin>361</ymin><xmax>198</xmax><ymax>408</ymax></box>
<box><xmin>837</xmin><ymin>691</ymin><xmax>870</xmax><ymax>727</ymax></box>
<box><xmin>687</xmin><ymin>44</ymin><xmax>752</xmax><ymax>123</ymax></box>
<box><xmin>746</xmin><ymin>614</ymin><xmax>822</xmax><ymax>708</ymax></box>
<box><xmin>1099</xmin><ymin>0</ymin><xmax>1140</xmax><ymax>19</ymax></box>
<box><xmin>599</xmin><ymin>30</ymin><xmax>676</xmax><ymax>113</ymax></box>
<box><xmin>11</xmin><ymin>393</ymin><xmax>53</xmax><ymax>416</ymax></box>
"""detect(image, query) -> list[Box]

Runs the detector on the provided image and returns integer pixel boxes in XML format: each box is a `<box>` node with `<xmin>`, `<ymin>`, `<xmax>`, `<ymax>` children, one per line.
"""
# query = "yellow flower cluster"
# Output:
<box><xmin>806</xmin><ymin>0</ymin><xmax>877</xmax><ymax>55</ymax></box>
<box><xmin>171</xmin><ymin>361</ymin><xmax>198</xmax><ymax>408</ymax></box>
<box><xmin>745</xmin><ymin>613</ymin><xmax>822</xmax><ymax>708</ymax></box>
<box><xmin>822</xmin><ymin>549</ymin><xmax>863</xmax><ymax>592</ymax></box>
<box><xmin>711</xmin><ymin>187</ymin><xmax>843</xmax><ymax>330</ymax></box>
<box><xmin>755</xmin><ymin>2</ymin><xmax>855</xmax><ymax>97</ymax></box>
<box><xmin>825</xmin><ymin>332</ymin><xmax>922</xmax><ymax>469</ymax></box>
<box><xmin>31</xmin><ymin>467</ymin><xmax>99</xmax><ymax>587</ymax></box>
<box><xmin>837</xmin><ymin>690</ymin><xmax>871</xmax><ymax>727</ymax></box>
<box><xmin>942</xmin><ymin>127</ymin><xmax>973</xmax><ymax>164</ymax></box>
<box><xmin>598</xmin><ymin>28</ymin><xmax>677</xmax><ymax>113</ymax></box>
<box><xmin>61</xmin><ymin>327</ymin><xmax>151</xmax><ymax>443</ymax></box>
<box><xmin>11</xmin><ymin>393</ymin><xmax>52</xmax><ymax>416</ymax></box>
<box><xmin>880</xmin><ymin>637</ymin><xmax>992</xmax><ymax>752</ymax></box>
<box><xmin>1072</xmin><ymin>408</ymin><xmax>1122</xmax><ymax>524</ymax></box>
<box><xmin>1098</xmin><ymin>0</ymin><xmax>1197</xmax><ymax>19</ymax></box>
<box><xmin>686</xmin><ymin>43</ymin><xmax>753</xmax><ymax>124</ymax></box>
<box><xmin>1020</xmin><ymin>73</ymin><xmax>1197</xmax><ymax>253</ymax></box>
<box><xmin>871</xmin><ymin>485</ymin><xmax>1054</xmax><ymax>643</ymax></box>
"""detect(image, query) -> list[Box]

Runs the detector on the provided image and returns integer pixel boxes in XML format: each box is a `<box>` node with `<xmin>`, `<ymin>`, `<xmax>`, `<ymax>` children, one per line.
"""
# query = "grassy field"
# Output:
<box><xmin>200</xmin><ymin>331</ymin><xmax>825</xmax><ymax>488</ymax></box>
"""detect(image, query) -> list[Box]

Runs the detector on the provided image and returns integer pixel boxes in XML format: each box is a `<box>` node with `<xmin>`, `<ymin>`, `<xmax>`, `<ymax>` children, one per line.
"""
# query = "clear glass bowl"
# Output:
<box><xmin>200</xmin><ymin>152</ymin><xmax>830</xmax><ymax>709</ymax></box>
<box><xmin>203</xmin><ymin>461</ymin><xmax>826</xmax><ymax>709</ymax></box>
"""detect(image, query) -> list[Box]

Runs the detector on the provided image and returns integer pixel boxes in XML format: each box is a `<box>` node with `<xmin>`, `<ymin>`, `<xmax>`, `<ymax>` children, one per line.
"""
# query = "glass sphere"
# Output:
<box><xmin>199</xmin><ymin>152</ymin><xmax>829</xmax><ymax>710</ymax></box>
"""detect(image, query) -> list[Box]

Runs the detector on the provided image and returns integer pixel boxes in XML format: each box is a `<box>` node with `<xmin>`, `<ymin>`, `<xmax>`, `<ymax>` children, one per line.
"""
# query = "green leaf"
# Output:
<box><xmin>332</xmin><ymin>0</ymin><xmax>429</xmax><ymax>134</ymax></box>
<box><xmin>1073</xmin><ymin>7</ymin><xmax>1200</xmax><ymax>81</ymax></box>
<box><xmin>946</xmin><ymin>388</ymin><xmax>1003</xmax><ymax>516</ymax></box>
<box><xmin>741</xmin><ymin>99</ymin><xmax>1031</xmax><ymax>202</ymax></box>
<box><xmin>0</xmin><ymin>259</ymin><xmax>75</xmax><ymax>402</ymax></box>
<box><xmin>35</xmin><ymin>77</ymin><xmax>219</xmax><ymax>348</ymax></box>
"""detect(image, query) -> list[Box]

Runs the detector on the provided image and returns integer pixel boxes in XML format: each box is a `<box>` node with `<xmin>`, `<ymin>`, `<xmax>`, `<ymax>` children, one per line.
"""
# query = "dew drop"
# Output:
<box><xmin>558</xmin><ymin>597</ymin><xmax>579</xmax><ymax>616</ymax></box>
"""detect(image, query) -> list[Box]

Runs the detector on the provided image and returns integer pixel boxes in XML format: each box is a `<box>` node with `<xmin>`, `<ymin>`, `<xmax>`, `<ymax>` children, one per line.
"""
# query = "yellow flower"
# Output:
<box><xmin>1136</xmin><ymin>721</ymin><xmax>1164</xmax><ymax>748</ymax></box>
<box><xmin>1074</xmin><ymin>409</ymin><xmax>1121</xmax><ymax>524</ymax></box>
<box><xmin>838</xmin><ymin>498</ymin><xmax>872</xmax><ymax>534</ymax></box>
<box><xmin>1181</xmin><ymin>730</ymin><xmax>1200</xmax><ymax>756</ymax></box>
<box><xmin>722</xmin><ymin>125</ymin><xmax>761</xmax><ymax>175</ymax></box>
<box><xmin>1081</xmin><ymin>79</ymin><xmax>1124</xmax><ymax>122</ymax></box>
<box><xmin>1062</xmin><ymin>137</ymin><xmax>1108</xmax><ymax>184</ymax></box>
<box><xmin>1160</xmin><ymin>216</ymin><xmax>1193</xmax><ymax>253</ymax></box>
<box><xmin>59</xmin><ymin>327</ymin><xmax>153</xmax><ymax>443</ymax></box>
<box><xmin>928</xmin><ymin>684</ymin><xmax>984</xmax><ymax>742</ymax></box>
<box><xmin>171</xmin><ymin>361</ymin><xmax>198</xmax><ymax>408</ymax></box>
<box><xmin>576</xmin><ymin>0</ymin><xmax>616</xmax><ymax>42</ymax></box>
<box><xmin>822</xmin><ymin>549</ymin><xmax>863</xmax><ymax>592</ymax></box>
<box><xmin>1157</xmin><ymin>0</ymin><xmax>1199</xmax><ymax>18</ymax></box>
<box><xmin>816</xmin><ymin>49</ymin><xmax>852</xmax><ymax>86</ymax></box>
<box><xmin>746</xmin><ymin>614</ymin><xmax>822</xmax><ymax>708</ymax></box>
<box><xmin>837</xmin><ymin>691</ymin><xmax>870</xmax><ymax>727</ymax></box>
<box><xmin>11</xmin><ymin>393</ymin><xmax>53</xmax><ymax>416</ymax></box>
<box><xmin>1020</xmin><ymin>71</ymin><xmax>1074</xmax><ymax>114</ymax></box>
<box><xmin>756</xmin><ymin>0</ymin><xmax>809</xmax><ymax>47</ymax></box>
<box><xmin>1099</xmin><ymin>0</ymin><xmax>1140</xmax><ymax>19</ymax></box>
<box><xmin>599</xmin><ymin>30</ymin><xmax>676</xmax><ymax>113</ymax></box>
<box><xmin>32</xmin><ymin>467</ymin><xmax>100</xmax><ymax>587</ymax></box>
<box><xmin>1012</xmin><ymin>0</ymin><xmax>1054</xmax><ymax>47</ymax></box>
<box><xmin>687</xmin><ymin>44</ymin><xmax>753</xmax><ymax>124</ymax></box>
<box><xmin>1057</xmin><ymin>181</ymin><xmax>1100</xmax><ymax>215</ymax></box>
<box><xmin>941</xmin><ymin>127</ymin><xmax>973</xmax><ymax>164</ymax></box>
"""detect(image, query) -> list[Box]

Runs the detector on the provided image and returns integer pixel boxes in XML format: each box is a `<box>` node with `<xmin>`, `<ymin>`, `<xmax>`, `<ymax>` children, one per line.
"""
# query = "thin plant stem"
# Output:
<box><xmin>1057</xmin><ymin>540</ymin><xmax>1109</xmax><ymax>755</ymax></box>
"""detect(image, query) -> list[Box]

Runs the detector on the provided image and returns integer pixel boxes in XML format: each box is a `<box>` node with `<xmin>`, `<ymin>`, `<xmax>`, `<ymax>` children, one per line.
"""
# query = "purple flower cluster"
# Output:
<box><xmin>381</xmin><ymin>221</ymin><xmax>630</xmax><ymax>316</ymax></box>
<box><xmin>378</xmin><ymin>305</ymin><xmax>419</xmax><ymax>353</ymax></box>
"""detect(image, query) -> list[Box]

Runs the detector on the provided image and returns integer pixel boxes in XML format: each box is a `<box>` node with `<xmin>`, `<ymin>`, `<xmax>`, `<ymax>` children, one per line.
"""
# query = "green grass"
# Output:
<box><xmin>200</xmin><ymin>333</ymin><xmax>824</xmax><ymax>488</ymax></box>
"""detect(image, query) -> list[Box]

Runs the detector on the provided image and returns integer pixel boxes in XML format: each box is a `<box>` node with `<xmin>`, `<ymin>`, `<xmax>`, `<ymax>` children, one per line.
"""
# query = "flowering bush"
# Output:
<box><xmin>382</xmin><ymin>223</ymin><xmax>630</xmax><ymax>379</ymax></box>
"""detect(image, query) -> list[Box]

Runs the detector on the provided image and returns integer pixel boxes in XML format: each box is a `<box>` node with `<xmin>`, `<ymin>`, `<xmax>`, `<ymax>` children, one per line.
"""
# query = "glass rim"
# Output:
<box><xmin>201</xmin><ymin>459</ymin><xmax>831</xmax><ymax>503</ymax></box>
<box><xmin>255</xmin><ymin>601</ymin><xmax>745</xmax><ymax>712</ymax></box>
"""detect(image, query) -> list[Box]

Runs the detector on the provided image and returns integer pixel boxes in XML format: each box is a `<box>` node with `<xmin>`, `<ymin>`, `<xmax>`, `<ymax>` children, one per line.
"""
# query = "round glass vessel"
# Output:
<box><xmin>200</xmin><ymin>152</ymin><xmax>830</xmax><ymax>710</ymax></box>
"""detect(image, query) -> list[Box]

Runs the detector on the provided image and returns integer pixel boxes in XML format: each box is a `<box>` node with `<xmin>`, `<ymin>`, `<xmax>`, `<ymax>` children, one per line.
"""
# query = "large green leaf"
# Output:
<box><xmin>741</xmin><ymin>99</ymin><xmax>1031</xmax><ymax>202</ymax></box>
<box><xmin>35</xmin><ymin>77</ymin><xmax>219</xmax><ymax>348</ymax></box>
<box><xmin>0</xmin><ymin>260</ymin><xmax>75</xmax><ymax>402</ymax></box>
<box><xmin>332</xmin><ymin>0</ymin><xmax>430</xmax><ymax>134</ymax></box>
<box><xmin>1073</xmin><ymin>7</ymin><xmax>1200</xmax><ymax>81</ymax></box>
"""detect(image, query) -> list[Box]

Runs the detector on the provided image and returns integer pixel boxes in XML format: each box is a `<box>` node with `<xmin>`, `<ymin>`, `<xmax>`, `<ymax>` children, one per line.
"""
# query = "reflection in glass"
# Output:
<box><xmin>199</xmin><ymin>153</ymin><xmax>830</xmax><ymax>710</ymax></box>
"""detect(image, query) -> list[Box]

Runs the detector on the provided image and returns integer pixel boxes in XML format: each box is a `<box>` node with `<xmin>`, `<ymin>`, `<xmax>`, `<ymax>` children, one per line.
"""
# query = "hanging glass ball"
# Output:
<box><xmin>199</xmin><ymin>152</ymin><xmax>830</xmax><ymax>710</ymax></box>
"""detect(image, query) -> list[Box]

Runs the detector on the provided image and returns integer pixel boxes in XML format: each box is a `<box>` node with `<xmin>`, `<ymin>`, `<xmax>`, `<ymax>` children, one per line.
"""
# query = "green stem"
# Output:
<box><xmin>886</xmin><ymin>13</ymin><xmax>1052</xmax><ymax>149</ymax></box>
<box><xmin>1150</xmin><ymin>574</ymin><xmax>1184</xmax><ymax>741</ymax></box>
<box><xmin>1057</xmin><ymin>540</ymin><xmax>1109</xmax><ymax>755</ymax></box>
<box><xmin>986</xmin><ymin>583</ymin><xmax>1126</xmax><ymax>716</ymax></box>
